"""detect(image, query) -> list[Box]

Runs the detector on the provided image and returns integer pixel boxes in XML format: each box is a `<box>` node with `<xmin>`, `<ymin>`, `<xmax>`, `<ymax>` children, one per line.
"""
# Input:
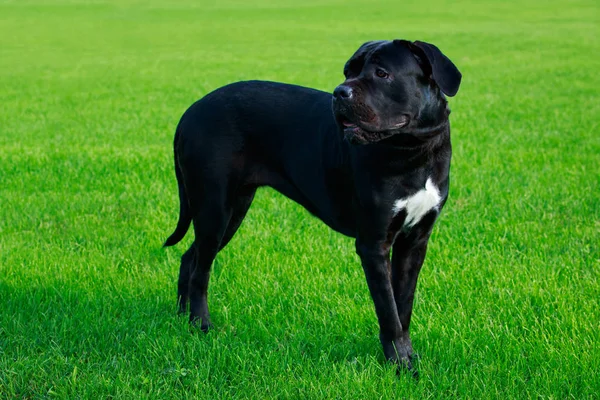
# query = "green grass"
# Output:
<box><xmin>1</xmin><ymin>0</ymin><xmax>598</xmax><ymax>398</ymax></box>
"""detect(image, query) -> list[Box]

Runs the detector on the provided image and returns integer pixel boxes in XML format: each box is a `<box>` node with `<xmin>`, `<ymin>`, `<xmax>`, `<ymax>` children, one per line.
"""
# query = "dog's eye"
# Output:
<box><xmin>375</xmin><ymin>68</ymin><xmax>389</xmax><ymax>79</ymax></box>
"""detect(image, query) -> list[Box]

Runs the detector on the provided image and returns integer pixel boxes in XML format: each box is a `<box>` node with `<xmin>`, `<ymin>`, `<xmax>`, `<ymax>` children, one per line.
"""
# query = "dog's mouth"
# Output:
<box><xmin>340</xmin><ymin>118</ymin><xmax>360</xmax><ymax>132</ymax></box>
<box><xmin>337</xmin><ymin>115</ymin><xmax>411</xmax><ymax>145</ymax></box>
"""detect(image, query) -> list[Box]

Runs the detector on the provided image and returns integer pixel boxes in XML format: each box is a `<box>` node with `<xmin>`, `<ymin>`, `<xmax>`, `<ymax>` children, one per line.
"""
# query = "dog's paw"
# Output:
<box><xmin>200</xmin><ymin>321</ymin><xmax>213</xmax><ymax>333</ymax></box>
<box><xmin>381</xmin><ymin>335</ymin><xmax>419</xmax><ymax>379</ymax></box>
<box><xmin>189</xmin><ymin>316</ymin><xmax>213</xmax><ymax>333</ymax></box>
<box><xmin>395</xmin><ymin>352</ymin><xmax>420</xmax><ymax>380</ymax></box>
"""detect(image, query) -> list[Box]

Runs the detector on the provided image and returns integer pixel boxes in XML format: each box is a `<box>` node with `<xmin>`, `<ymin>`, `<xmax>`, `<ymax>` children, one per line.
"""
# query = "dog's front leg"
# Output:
<box><xmin>355</xmin><ymin>239</ymin><xmax>409</xmax><ymax>368</ymax></box>
<box><xmin>390</xmin><ymin>218</ymin><xmax>436</xmax><ymax>367</ymax></box>
<box><xmin>389</xmin><ymin>237</ymin><xmax>430</xmax><ymax>369</ymax></box>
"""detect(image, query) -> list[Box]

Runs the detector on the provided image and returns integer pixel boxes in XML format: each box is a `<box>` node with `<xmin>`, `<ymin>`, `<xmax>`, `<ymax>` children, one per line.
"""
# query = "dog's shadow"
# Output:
<box><xmin>206</xmin><ymin>255</ymin><xmax>385</xmax><ymax>364</ymax></box>
<box><xmin>1</xmin><ymin>272</ymin><xmax>387</xmax><ymax>374</ymax></box>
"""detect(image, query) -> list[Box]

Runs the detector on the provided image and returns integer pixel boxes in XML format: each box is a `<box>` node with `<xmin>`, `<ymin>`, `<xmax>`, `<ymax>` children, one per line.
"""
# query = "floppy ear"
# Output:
<box><xmin>411</xmin><ymin>41</ymin><xmax>462</xmax><ymax>97</ymax></box>
<box><xmin>344</xmin><ymin>41</ymin><xmax>385</xmax><ymax>77</ymax></box>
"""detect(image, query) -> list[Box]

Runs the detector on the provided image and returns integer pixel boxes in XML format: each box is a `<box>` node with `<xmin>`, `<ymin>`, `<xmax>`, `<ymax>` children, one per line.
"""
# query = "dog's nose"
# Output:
<box><xmin>333</xmin><ymin>85</ymin><xmax>353</xmax><ymax>99</ymax></box>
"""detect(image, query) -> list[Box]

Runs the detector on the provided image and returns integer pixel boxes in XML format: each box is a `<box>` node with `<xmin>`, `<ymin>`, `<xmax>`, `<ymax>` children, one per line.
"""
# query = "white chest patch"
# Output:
<box><xmin>392</xmin><ymin>178</ymin><xmax>442</xmax><ymax>228</ymax></box>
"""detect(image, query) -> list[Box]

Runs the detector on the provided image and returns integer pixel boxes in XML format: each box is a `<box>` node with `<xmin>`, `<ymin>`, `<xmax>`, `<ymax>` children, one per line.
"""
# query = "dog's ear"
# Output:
<box><xmin>410</xmin><ymin>41</ymin><xmax>462</xmax><ymax>97</ymax></box>
<box><xmin>344</xmin><ymin>41</ymin><xmax>385</xmax><ymax>77</ymax></box>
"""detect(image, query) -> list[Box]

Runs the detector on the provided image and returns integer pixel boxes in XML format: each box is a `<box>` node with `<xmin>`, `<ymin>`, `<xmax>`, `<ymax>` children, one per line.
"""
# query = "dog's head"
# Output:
<box><xmin>332</xmin><ymin>40</ymin><xmax>461</xmax><ymax>145</ymax></box>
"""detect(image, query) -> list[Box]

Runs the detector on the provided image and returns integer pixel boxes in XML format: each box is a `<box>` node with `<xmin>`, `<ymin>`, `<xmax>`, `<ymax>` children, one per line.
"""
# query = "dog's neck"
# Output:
<box><xmin>383</xmin><ymin>116</ymin><xmax>450</xmax><ymax>150</ymax></box>
<box><xmin>384</xmin><ymin>93</ymin><xmax>451</xmax><ymax>149</ymax></box>
<box><xmin>404</xmin><ymin>118</ymin><xmax>449</xmax><ymax>138</ymax></box>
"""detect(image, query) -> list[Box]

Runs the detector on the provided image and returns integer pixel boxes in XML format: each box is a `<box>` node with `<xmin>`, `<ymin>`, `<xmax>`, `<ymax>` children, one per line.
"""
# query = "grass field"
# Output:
<box><xmin>1</xmin><ymin>0</ymin><xmax>599</xmax><ymax>398</ymax></box>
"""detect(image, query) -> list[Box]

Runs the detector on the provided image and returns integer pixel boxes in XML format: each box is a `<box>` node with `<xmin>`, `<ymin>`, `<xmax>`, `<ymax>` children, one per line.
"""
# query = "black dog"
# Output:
<box><xmin>164</xmin><ymin>39</ymin><xmax>461</xmax><ymax>372</ymax></box>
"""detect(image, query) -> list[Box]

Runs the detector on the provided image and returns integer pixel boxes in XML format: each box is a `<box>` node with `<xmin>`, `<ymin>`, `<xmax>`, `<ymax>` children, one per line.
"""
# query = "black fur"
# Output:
<box><xmin>164</xmin><ymin>39</ymin><xmax>461</xmax><ymax>373</ymax></box>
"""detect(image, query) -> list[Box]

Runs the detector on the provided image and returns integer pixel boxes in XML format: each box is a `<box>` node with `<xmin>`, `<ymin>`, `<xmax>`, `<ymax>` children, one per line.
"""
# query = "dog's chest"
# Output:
<box><xmin>392</xmin><ymin>178</ymin><xmax>442</xmax><ymax>229</ymax></box>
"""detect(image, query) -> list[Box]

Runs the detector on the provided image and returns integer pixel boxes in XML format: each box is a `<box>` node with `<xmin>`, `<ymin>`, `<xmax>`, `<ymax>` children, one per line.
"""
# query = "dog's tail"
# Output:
<box><xmin>163</xmin><ymin>129</ymin><xmax>192</xmax><ymax>247</ymax></box>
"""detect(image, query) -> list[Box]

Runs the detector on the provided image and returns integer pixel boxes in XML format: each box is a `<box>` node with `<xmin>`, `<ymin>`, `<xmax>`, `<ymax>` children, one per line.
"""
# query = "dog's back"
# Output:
<box><xmin>174</xmin><ymin>80</ymin><xmax>355</xmax><ymax>232</ymax></box>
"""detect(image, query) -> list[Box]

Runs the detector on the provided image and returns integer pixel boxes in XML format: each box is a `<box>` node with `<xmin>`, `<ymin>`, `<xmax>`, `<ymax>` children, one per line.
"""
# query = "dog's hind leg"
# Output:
<box><xmin>177</xmin><ymin>188</ymin><xmax>255</xmax><ymax>322</ymax></box>
<box><xmin>185</xmin><ymin>187</ymin><xmax>256</xmax><ymax>331</ymax></box>
<box><xmin>186</xmin><ymin>191</ymin><xmax>231</xmax><ymax>332</ymax></box>
<box><xmin>177</xmin><ymin>244</ymin><xmax>195</xmax><ymax>314</ymax></box>
<box><xmin>219</xmin><ymin>188</ymin><xmax>256</xmax><ymax>252</ymax></box>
